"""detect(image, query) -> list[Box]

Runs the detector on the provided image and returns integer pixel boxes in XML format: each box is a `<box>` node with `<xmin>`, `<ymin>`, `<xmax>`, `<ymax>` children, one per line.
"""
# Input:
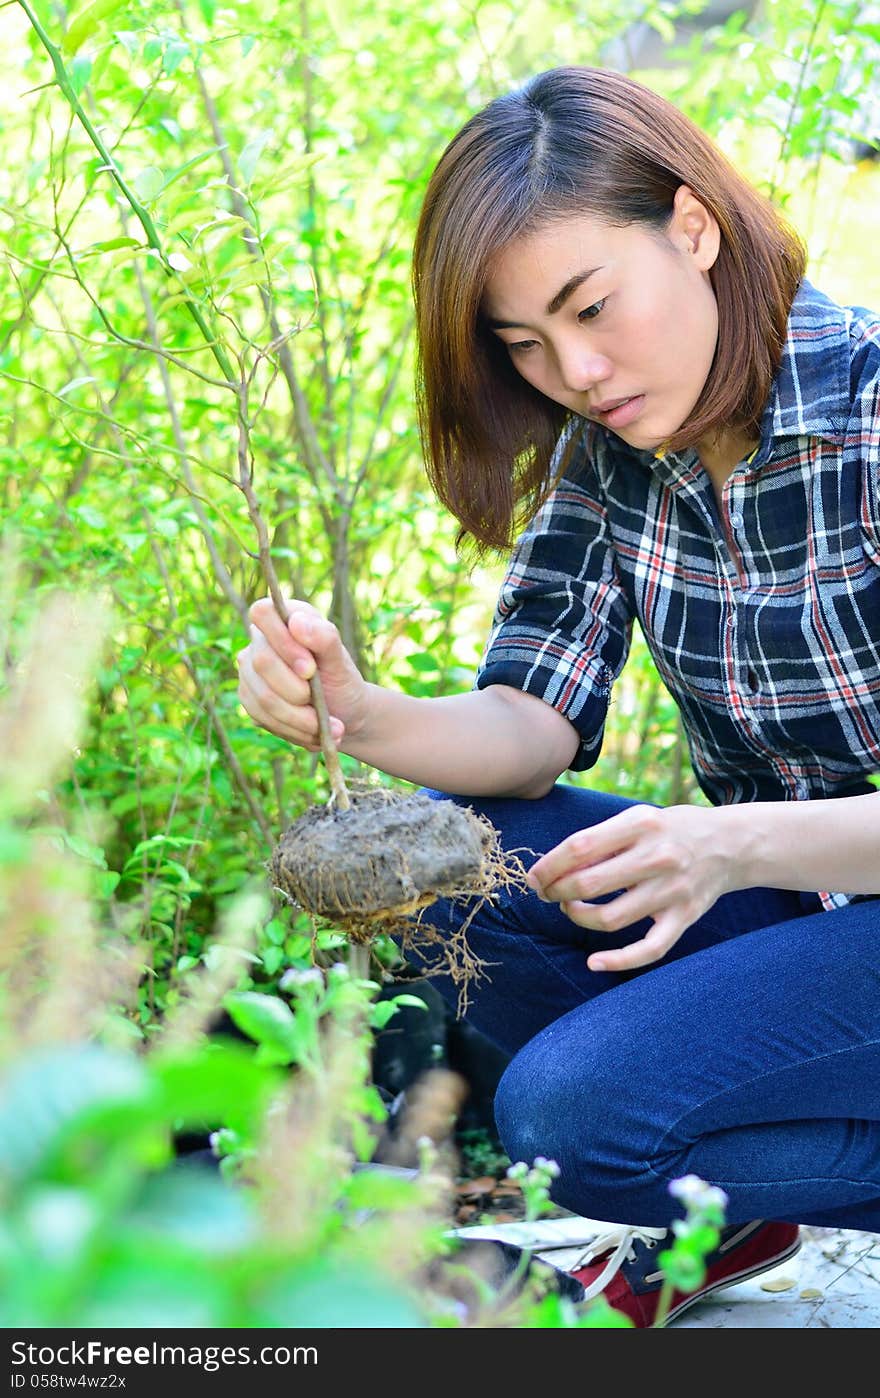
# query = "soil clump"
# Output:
<box><xmin>270</xmin><ymin>788</ymin><xmax>529</xmax><ymax>1011</ymax></box>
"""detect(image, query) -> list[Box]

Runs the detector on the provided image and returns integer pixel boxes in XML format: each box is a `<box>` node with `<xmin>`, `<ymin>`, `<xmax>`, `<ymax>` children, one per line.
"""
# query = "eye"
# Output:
<box><xmin>578</xmin><ymin>298</ymin><xmax>607</xmax><ymax>322</ymax></box>
<box><xmin>508</xmin><ymin>338</ymin><xmax>539</xmax><ymax>355</ymax></box>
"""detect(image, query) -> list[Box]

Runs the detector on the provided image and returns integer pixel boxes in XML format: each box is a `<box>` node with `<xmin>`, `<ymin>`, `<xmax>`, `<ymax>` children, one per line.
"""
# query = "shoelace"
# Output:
<box><xmin>570</xmin><ymin>1224</ymin><xmax>669</xmax><ymax>1302</ymax></box>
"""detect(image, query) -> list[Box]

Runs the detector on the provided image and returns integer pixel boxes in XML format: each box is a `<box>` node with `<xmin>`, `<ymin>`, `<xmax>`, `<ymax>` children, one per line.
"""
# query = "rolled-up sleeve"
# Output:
<box><xmin>474</xmin><ymin>427</ymin><xmax>633</xmax><ymax>771</ymax></box>
<box><xmin>862</xmin><ymin>372</ymin><xmax>880</xmax><ymax>562</ymax></box>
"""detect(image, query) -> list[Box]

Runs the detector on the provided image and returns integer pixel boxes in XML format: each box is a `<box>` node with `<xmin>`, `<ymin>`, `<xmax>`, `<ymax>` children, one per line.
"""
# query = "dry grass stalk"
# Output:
<box><xmin>0</xmin><ymin>592</ymin><xmax>107</xmax><ymax>821</ymax></box>
<box><xmin>0</xmin><ymin>587</ymin><xmax>145</xmax><ymax>1062</ymax></box>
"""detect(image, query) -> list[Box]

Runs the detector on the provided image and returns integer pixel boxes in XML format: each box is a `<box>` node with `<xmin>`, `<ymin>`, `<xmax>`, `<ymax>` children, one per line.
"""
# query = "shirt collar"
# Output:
<box><xmin>758</xmin><ymin>277</ymin><xmax>851</xmax><ymax>447</ymax></box>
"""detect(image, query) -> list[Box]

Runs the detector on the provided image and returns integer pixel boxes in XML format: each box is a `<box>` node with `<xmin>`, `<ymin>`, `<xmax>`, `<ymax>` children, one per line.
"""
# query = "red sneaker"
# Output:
<box><xmin>570</xmin><ymin>1220</ymin><xmax>802</xmax><ymax>1327</ymax></box>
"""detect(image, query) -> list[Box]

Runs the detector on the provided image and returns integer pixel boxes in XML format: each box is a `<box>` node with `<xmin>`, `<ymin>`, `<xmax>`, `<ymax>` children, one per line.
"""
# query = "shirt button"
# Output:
<box><xmin>729</xmin><ymin>510</ymin><xmax>744</xmax><ymax>530</ymax></box>
<box><xmin>746</xmin><ymin>668</ymin><xmax>760</xmax><ymax>693</ymax></box>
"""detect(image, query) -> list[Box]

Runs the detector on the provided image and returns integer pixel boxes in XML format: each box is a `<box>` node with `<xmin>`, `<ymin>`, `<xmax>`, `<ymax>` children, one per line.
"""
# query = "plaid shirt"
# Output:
<box><xmin>474</xmin><ymin>278</ymin><xmax>880</xmax><ymax>909</ymax></box>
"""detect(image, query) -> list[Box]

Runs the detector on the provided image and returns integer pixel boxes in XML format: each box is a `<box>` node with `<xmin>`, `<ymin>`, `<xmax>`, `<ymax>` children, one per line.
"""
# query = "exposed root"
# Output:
<box><xmin>269</xmin><ymin>786</ymin><xmax>530</xmax><ymax>1016</ymax></box>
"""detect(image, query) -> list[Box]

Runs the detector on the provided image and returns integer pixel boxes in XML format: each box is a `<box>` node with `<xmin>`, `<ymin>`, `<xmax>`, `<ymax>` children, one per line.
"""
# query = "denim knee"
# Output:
<box><xmin>493</xmin><ymin>1028</ymin><xmax>662</xmax><ymax>1223</ymax></box>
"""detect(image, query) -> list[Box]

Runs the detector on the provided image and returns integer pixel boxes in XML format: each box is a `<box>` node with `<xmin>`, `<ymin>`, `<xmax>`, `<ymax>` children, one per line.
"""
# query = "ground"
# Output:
<box><xmin>452</xmin><ymin>1145</ymin><xmax>880</xmax><ymax>1327</ymax></box>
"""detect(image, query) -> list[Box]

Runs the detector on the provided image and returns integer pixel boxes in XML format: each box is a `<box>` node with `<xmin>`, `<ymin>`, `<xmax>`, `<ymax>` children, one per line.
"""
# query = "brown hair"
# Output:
<box><xmin>412</xmin><ymin>66</ymin><xmax>806</xmax><ymax>555</ymax></box>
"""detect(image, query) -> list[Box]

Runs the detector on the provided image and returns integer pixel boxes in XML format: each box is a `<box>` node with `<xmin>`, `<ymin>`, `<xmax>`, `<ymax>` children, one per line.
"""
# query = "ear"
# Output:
<box><xmin>670</xmin><ymin>184</ymin><xmax>720</xmax><ymax>273</ymax></box>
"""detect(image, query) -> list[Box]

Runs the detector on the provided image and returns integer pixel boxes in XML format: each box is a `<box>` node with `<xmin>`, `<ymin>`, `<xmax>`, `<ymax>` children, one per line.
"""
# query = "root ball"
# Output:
<box><xmin>270</xmin><ymin>790</ymin><xmax>489</xmax><ymax>919</ymax></box>
<box><xmin>269</xmin><ymin>788</ymin><xmax>531</xmax><ymax>1015</ymax></box>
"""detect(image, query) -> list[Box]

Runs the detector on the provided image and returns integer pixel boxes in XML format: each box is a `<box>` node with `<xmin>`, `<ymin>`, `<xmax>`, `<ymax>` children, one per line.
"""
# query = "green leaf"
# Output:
<box><xmin>238</xmin><ymin>130</ymin><xmax>272</xmax><ymax>186</ymax></box>
<box><xmin>0</xmin><ymin>829</ymin><xmax>28</xmax><ymax>866</ymax></box>
<box><xmin>62</xmin><ymin>0</ymin><xmax>124</xmax><ymax>55</ymax></box>
<box><xmin>119</xmin><ymin>532</ymin><xmax>147</xmax><ymax>552</ymax></box>
<box><xmin>56</xmin><ymin>376</ymin><xmax>97</xmax><ymax>398</ymax></box>
<box><xmin>51</xmin><ymin>830</ymin><xmax>108</xmax><ymax>867</ymax></box>
<box><xmin>112</xmin><ymin>783</ymin><xmax>188</xmax><ymax>819</ymax></box>
<box><xmin>133</xmin><ymin>166</ymin><xmax>164</xmax><ymax>204</ymax></box>
<box><xmin>263</xmin><ymin>917</ymin><xmax>287</xmax><ymax>947</ymax></box>
<box><xmin>69</xmin><ymin>54</ymin><xmax>93</xmax><ymax>96</ymax></box>
<box><xmin>125</xmin><ymin>1165</ymin><xmax>256</xmax><ymax>1253</ymax></box>
<box><xmin>70</xmin><ymin>504</ymin><xmax>106</xmax><ymax>529</ymax></box>
<box><xmin>74</xmin><ymin>1241</ymin><xmax>230</xmax><ymax>1328</ymax></box>
<box><xmin>158</xmin><ymin>117</ymin><xmax>183</xmax><ymax>143</ymax></box>
<box><xmin>154</xmin><ymin>1040</ymin><xmax>279</xmax><ymax>1135</ymax></box>
<box><xmin>388</xmin><ymin>994</ymin><xmax>430</xmax><ymax>1011</ymax></box>
<box><xmin>253</xmin><ymin>1257</ymin><xmax>424</xmax><ymax>1328</ymax></box>
<box><xmin>101</xmin><ymin>1011</ymin><xmax>143</xmax><ymax>1043</ymax></box>
<box><xmin>406</xmin><ymin>652</ymin><xmax>439</xmax><ymax>673</ymax></box>
<box><xmin>76</xmin><ymin>236</ymin><xmax>141</xmax><ymax>259</ymax></box>
<box><xmin>0</xmin><ymin>1046</ymin><xmax>157</xmax><ymax>1186</ymax></box>
<box><xmin>657</xmin><ymin>1247</ymin><xmax>706</xmax><ymax>1293</ymax></box>
<box><xmin>115</xmin><ymin>30</ymin><xmax>140</xmax><ymax>55</ymax></box>
<box><xmin>343</xmin><ymin>1168</ymin><xmax>414</xmax><ymax>1213</ymax></box>
<box><xmin>223</xmin><ymin>991</ymin><xmax>299</xmax><ymax>1062</ymax></box>
<box><xmin>577</xmin><ymin>1296</ymin><xmax>636</xmax><ymax>1328</ymax></box>
<box><xmin>369</xmin><ymin>1001</ymin><xmax>399</xmax><ymax>1030</ymax></box>
<box><xmin>126</xmin><ymin>834</ymin><xmax>197</xmax><ymax>859</ymax></box>
<box><xmin>260</xmin><ymin>944</ymin><xmax>283</xmax><ymax>976</ymax></box>
<box><xmin>155</xmin><ymin>147</ymin><xmax>221</xmax><ymax>197</ymax></box>
<box><xmin>161</xmin><ymin>39</ymin><xmax>190</xmax><ymax>75</ymax></box>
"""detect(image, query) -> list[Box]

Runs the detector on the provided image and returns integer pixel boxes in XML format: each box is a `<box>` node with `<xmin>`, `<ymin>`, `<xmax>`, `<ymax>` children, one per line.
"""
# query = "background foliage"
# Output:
<box><xmin>2</xmin><ymin>0</ymin><xmax>880</xmax><ymax>1031</ymax></box>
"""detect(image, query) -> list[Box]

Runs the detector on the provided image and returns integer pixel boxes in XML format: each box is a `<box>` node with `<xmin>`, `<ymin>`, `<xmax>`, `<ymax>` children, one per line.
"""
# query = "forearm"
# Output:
<box><xmin>340</xmin><ymin>683</ymin><xmax>581</xmax><ymax>798</ymax></box>
<box><xmin>724</xmin><ymin>791</ymin><xmax>880</xmax><ymax>895</ymax></box>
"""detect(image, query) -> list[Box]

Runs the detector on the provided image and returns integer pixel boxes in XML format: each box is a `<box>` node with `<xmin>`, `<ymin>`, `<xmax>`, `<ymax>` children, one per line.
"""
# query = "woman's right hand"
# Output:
<box><xmin>236</xmin><ymin>598</ymin><xmax>370</xmax><ymax>751</ymax></box>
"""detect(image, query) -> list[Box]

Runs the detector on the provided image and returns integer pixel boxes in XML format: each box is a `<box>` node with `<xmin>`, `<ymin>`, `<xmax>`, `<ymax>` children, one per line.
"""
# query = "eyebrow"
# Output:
<box><xmin>485</xmin><ymin>266</ymin><xmax>604</xmax><ymax>330</ymax></box>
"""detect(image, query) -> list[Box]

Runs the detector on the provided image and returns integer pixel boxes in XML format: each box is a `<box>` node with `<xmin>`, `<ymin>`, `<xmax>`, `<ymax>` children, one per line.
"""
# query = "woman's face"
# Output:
<box><xmin>481</xmin><ymin>185</ymin><xmax>721</xmax><ymax>454</ymax></box>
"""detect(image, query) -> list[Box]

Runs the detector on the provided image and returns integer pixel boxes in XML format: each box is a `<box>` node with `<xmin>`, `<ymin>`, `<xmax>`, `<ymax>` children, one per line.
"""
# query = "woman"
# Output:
<box><xmin>237</xmin><ymin>67</ymin><xmax>880</xmax><ymax>1326</ymax></box>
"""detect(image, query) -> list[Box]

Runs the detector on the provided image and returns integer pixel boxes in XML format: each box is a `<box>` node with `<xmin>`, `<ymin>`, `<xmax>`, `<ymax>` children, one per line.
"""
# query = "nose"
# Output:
<box><xmin>556</xmin><ymin>342</ymin><xmax>613</xmax><ymax>395</ymax></box>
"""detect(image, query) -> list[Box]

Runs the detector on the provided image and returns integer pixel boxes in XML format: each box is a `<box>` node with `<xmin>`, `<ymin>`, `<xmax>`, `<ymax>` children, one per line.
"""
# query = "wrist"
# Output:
<box><xmin>339</xmin><ymin>681</ymin><xmax>388</xmax><ymax>755</ymax></box>
<box><xmin>714</xmin><ymin>800</ymin><xmax>770</xmax><ymax>893</ymax></box>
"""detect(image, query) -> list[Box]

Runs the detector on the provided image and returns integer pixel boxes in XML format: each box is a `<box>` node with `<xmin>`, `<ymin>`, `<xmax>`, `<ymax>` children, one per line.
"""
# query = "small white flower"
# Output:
<box><xmin>533</xmin><ymin>1156</ymin><xmax>561</xmax><ymax>1178</ymax></box>
<box><xmin>699</xmin><ymin>1185</ymin><xmax>729</xmax><ymax>1212</ymax></box>
<box><xmin>279</xmin><ymin>966</ymin><xmax>324</xmax><ymax>991</ymax></box>
<box><xmin>669</xmin><ymin>1174</ymin><xmax>707</xmax><ymax>1202</ymax></box>
<box><xmin>668</xmin><ymin>1174</ymin><xmax>728</xmax><ymax>1211</ymax></box>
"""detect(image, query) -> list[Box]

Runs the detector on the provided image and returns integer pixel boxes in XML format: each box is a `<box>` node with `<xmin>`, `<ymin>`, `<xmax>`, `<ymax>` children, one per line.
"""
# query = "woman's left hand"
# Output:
<box><xmin>526</xmin><ymin>803</ymin><xmax>743</xmax><ymax>973</ymax></box>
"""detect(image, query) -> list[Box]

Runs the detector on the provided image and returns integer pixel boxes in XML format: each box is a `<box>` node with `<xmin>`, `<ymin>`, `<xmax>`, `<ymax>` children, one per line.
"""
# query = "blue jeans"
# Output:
<box><xmin>399</xmin><ymin>784</ymin><xmax>880</xmax><ymax>1231</ymax></box>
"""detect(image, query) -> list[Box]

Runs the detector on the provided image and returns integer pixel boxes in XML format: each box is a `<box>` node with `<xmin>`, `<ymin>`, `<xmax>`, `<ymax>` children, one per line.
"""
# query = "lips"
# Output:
<box><xmin>591</xmin><ymin>394</ymin><xmax>645</xmax><ymax>430</ymax></box>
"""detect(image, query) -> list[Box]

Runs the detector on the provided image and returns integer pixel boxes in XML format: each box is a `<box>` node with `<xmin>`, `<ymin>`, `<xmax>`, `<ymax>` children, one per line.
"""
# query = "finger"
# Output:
<box><xmin>237</xmin><ymin>670</ymin><xmax>317</xmax><ymax>742</ymax></box>
<box><xmin>286</xmin><ymin>610</ymin><xmax>345</xmax><ymax>669</ymax></box>
<box><xmin>586</xmin><ymin>915</ymin><xmax>683</xmax><ymax>973</ymax></box>
<box><xmin>559</xmin><ymin>877</ymin><xmax>677</xmax><ymax>935</ymax></box>
<box><xmin>237</xmin><ymin>671</ymin><xmax>344</xmax><ymax>747</ymax></box>
<box><xmin>540</xmin><ymin>846</ymin><xmax>662</xmax><ymax>904</ymax></box>
<box><xmin>242</xmin><ymin>629</ymin><xmax>313</xmax><ymax>707</ymax></box>
<box><xmin>237</xmin><ymin>640</ymin><xmax>307</xmax><ymax>710</ymax></box>
<box><xmin>249</xmin><ymin>597</ymin><xmax>320</xmax><ymax>671</ymax></box>
<box><xmin>528</xmin><ymin>805</ymin><xmax>659</xmax><ymax>891</ymax></box>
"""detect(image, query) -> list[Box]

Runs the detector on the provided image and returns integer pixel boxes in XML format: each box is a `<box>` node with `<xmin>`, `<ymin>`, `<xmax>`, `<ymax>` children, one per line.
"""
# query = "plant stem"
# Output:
<box><xmin>236</xmin><ymin>378</ymin><xmax>350</xmax><ymax>811</ymax></box>
<box><xmin>652</xmin><ymin>1279</ymin><xmax>675</xmax><ymax>1328</ymax></box>
<box><xmin>20</xmin><ymin>0</ymin><xmax>351</xmax><ymax>813</ymax></box>
<box><xmin>17</xmin><ymin>0</ymin><xmax>235</xmax><ymax>388</ymax></box>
